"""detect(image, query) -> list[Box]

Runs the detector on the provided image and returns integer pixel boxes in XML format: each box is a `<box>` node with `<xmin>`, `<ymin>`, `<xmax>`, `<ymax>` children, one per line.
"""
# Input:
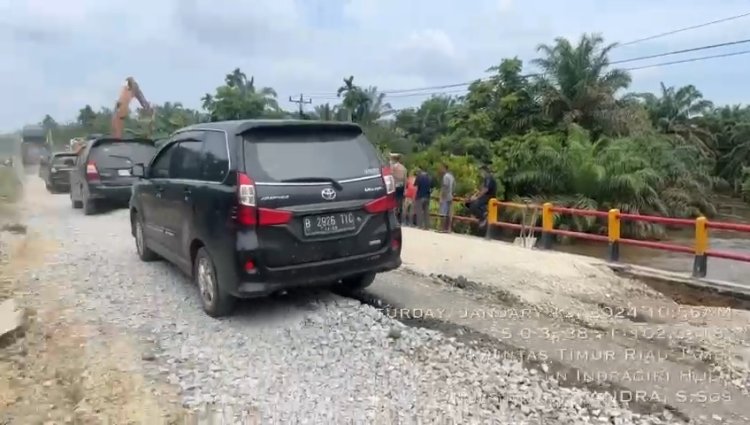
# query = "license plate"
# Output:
<box><xmin>303</xmin><ymin>212</ymin><xmax>357</xmax><ymax>236</ymax></box>
<box><xmin>118</xmin><ymin>169</ymin><xmax>131</xmax><ymax>176</ymax></box>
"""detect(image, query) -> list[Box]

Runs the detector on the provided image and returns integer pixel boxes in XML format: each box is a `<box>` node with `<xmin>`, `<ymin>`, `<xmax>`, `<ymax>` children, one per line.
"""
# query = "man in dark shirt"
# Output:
<box><xmin>469</xmin><ymin>165</ymin><xmax>497</xmax><ymax>227</ymax></box>
<box><xmin>414</xmin><ymin>169</ymin><xmax>432</xmax><ymax>229</ymax></box>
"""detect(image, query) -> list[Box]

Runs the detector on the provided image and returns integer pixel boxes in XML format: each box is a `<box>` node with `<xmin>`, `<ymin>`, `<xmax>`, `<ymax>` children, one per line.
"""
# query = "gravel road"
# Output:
<box><xmin>13</xmin><ymin>179</ymin><xmax>682</xmax><ymax>424</ymax></box>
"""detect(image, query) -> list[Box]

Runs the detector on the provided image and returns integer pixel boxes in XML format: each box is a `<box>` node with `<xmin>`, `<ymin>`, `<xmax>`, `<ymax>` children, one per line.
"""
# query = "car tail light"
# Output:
<box><xmin>86</xmin><ymin>161</ymin><xmax>100</xmax><ymax>181</ymax></box>
<box><xmin>364</xmin><ymin>195</ymin><xmax>397</xmax><ymax>213</ymax></box>
<box><xmin>381</xmin><ymin>166</ymin><xmax>395</xmax><ymax>195</ymax></box>
<box><xmin>244</xmin><ymin>260</ymin><xmax>256</xmax><ymax>273</ymax></box>
<box><xmin>236</xmin><ymin>172</ymin><xmax>292</xmax><ymax>227</ymax></box>
<box><xmin>391</xmin><ymin>237</ymin><xmax>401</xmax><ymax>250</ymax></box>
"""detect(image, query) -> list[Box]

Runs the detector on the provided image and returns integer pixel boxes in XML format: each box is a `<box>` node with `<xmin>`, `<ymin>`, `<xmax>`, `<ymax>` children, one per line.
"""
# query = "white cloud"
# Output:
<box><xmin>392</xmin><ymin>29</ymin><xmax>467</xmax><ymax>80</ymax></box>
<box><xmin>1</xmin><ymin>0</ymin><xmax>750</xmax><ymax>130</ymax></box>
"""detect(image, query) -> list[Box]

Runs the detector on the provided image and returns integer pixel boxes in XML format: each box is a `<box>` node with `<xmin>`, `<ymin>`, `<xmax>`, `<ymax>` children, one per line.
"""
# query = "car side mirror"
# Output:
<box><xmin>131</xmin><ymin>163</ymin><xmax>146</xmax><ymax>178</ymax></box>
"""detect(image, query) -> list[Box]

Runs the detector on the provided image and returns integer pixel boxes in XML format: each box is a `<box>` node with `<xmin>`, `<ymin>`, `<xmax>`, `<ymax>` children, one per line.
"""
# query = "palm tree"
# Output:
<box><xmin>77</xmin><ymin>105</ymin><xmax>97</xmax><ymax>129</ymax></box>
<box><xmin>202</xmin><ymin>69</ymin><xmax>280</xmax><ymax>121</ymax></box>
<box><xmin>630</xmin><ymin>83</ymin><xmax>716</xmax><ymax>156</ymax></box>
<box><xmin>532</xmin><ymin>33</ymin><xmax>632</xmax><ymax>132</ymax></box>
<box><xmin>359</xmin><ymin>86</ymin><xmax>393</xmax><ymax>125</ymax></box>
<box><xmin>314</xmin><ymin>104</ymin><xmax>336</xmax><ymax>121</ymax></box>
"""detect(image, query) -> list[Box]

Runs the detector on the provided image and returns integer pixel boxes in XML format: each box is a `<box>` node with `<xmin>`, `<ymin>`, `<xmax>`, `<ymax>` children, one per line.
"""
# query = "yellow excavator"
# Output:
<box><xmin>73</xmin><ymin>77</ymin><xmax>154</xmax><ymax>155</ymax></box>
<box><xmin>112</xmin><ymin>77</ymin><xmax>154</xmax><ymax>139</ymax></box>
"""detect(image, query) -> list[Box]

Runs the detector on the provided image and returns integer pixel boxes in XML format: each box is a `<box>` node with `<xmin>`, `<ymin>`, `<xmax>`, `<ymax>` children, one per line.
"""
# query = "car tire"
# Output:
<box><xmin>82</xmin><ymin>192</ymin><xmax>97</xmax><ymax>215</ymax></box>
<box><xmin>336</xmin><ymin>272</ymin><xmax>376</xmax><ymax>295</ymax></box>
<box><xmin>133</xmin><ymin>214</ymin><xmax>158</xmax><ymax>262</ymax></box>
<box><xmin>45</xmin><ymin>182</ymin><xmax>53</xmax><ymax>193</ymax></box>
<box><xmin>194</xmin><ymin>247</ymin><xmax>236</xmax><ymax>318</ymax></box>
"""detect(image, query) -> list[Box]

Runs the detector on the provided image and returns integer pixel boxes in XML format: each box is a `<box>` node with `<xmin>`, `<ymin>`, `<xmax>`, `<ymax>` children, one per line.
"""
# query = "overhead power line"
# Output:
<box><xmin>310</xmin><ymin>37</ymin><xmax>750</xmax><ymax>99</ymax></box>
<box><xmin>305</xmin><ymin>12</ymin><xmax>750</xmax><ymax>99</ymax></box>
<box><xmin>623</xmin><ymin>48</ymin><xmax>750</xmax><ymax>71</ymax></box>
<box><xmin>343</xmin><ymin>49</ymin><xmax>750</xmax><ymax>101</ymax></box>
<box><xmin>611</xmin><ymin>38</ymin><xmax>750</xmax><ymax>64</ymax></box>
<box><xmin>618</xmin><ymin>11</ymin><xmax>750</xmax><ymax>47</ymax></box>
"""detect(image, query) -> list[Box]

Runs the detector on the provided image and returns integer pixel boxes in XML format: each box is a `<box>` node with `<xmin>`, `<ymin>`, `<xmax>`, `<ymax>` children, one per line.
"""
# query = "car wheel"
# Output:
<box><xmin>134</xmin><ymin>214</ymin><xmax>158</xmax><ymax>262</ymax></box>
<box><xmin>45</xmin><ymin>182</ymin><xmax>53</xmax><ymax>193</ymax></box>
<box><xmin>194</xmin><ymin>247</ymin><xmax>235</xmax><ymax>318</ymax></box>
<box><xmin>336</xmin><ymin>272</ymin><xmax>376</xmax><ymax>295</ymax></box>
<box><xmin>83</xmin><ymin>192</ymin><xmax>97</xmax><ymax>215</ymax></box>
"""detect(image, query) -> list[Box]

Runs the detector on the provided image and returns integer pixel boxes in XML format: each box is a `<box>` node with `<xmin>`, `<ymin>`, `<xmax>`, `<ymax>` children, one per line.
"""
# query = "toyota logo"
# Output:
<box><xmin>321</xmin><ymin>188</ymin><xmax>337</xmax><ymax>201</ymax></box>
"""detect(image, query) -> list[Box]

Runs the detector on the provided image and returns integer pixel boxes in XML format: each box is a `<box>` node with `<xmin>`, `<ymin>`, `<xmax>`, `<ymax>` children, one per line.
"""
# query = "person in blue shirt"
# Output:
<box><xmin>468</xmin><ymin>165</ymin><xmax>497</xmax><ymax>227</ymax></box>
<box><xmin>413</xmin><ymin>168</ymin><xmax>432</xmax><ymax>229</ymax></box>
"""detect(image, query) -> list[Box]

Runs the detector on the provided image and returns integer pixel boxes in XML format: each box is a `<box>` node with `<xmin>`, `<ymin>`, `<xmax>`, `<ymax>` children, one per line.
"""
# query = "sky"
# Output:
<box><xmin>1</xmin><ymin>0</ymin><xmax>750</xmax><ymax>131</ymax></box>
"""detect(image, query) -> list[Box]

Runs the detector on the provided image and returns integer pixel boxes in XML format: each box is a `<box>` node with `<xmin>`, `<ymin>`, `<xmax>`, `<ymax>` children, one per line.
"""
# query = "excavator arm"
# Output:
<box><xmin>111</xmin><ymin>77</ymin><xmax>154</xmax><ymax>139</ymax></box>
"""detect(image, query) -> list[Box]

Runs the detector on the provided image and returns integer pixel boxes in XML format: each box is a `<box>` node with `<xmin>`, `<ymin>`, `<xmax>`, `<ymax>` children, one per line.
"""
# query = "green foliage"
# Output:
<box><xmin>407</xmin><ymin>151</ymin><xmax>485</xmax><ymax>198</ymax></box>
<box><xmin>202</xmin><ymin>68</ymin><xmax>282</xmax><ymax>121</ymax></box>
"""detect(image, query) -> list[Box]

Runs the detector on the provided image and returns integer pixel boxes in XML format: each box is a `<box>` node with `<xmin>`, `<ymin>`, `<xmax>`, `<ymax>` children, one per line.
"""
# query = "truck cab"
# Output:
<box><xmin>20</xmin><ymin>125</ymin><xmax>49</xmax><ymax>171</ymax></box>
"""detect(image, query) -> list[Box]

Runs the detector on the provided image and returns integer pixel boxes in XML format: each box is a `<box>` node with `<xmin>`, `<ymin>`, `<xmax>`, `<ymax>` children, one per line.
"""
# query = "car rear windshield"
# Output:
<box><xmin>243</xmin><ymin>127</ymin><xmax>383</xmax><ymax>182</ymax></box>
<box><xmin>90</xmin><ymin>142</ymin><xmax>156</xmax><ymax>169</ymax></box>
<box><xmin>51</xmin><ymin>156</ymin><xmax>76</xmax><ymax>166</ymax></box>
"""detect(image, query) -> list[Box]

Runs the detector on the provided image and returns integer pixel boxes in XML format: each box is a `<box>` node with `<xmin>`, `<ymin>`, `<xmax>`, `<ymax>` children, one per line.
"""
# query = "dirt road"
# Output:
<box><xmin>0</xmin><ymin>177</ymin><xmax>724</xmax><ymax>424</ymax></box>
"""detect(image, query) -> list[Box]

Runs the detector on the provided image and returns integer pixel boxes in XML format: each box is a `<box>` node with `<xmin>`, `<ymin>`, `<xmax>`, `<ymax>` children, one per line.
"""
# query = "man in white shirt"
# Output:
<box><xmin>438</xmin><ymin>162</ymin><xmax>455</xmax><ymax>232</ymax></box>
<box><xmin>390</xmin><ymin>153</ymin><xmax>407</xmax><ymax>222</ymax></box>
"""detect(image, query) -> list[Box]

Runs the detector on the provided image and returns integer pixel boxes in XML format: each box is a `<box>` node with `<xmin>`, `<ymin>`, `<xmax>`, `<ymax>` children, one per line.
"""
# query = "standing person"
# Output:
<box><xmin>404</xmin><ymin>172</ymin><xmax>417</xmax><ymax>226</ymax></box>
<box><xmin>469</xmin><ymin>165</ymin><xmax>497</xmax><ymax>227</ymax></box>
<box><xmin>438</xmin><ymin>163</ymin><xmax>455</xmax><ymax>233</ymax></box>
<box><xmin>390</xmin><ymin>153</ymin><xmax>407</xmax><ymax>223</ymax></box>
<box><xmin>414</xmin><ymin>168</ymin><xmax>432</xmax><ymax>229</ymax></box>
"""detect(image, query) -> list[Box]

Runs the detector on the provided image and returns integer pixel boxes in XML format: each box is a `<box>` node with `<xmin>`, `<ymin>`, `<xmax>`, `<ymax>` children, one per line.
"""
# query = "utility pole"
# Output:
<box><xmin>289</xmin><ymin>94</ymin><xmax>312</xmax><ymax>118</ymax></box>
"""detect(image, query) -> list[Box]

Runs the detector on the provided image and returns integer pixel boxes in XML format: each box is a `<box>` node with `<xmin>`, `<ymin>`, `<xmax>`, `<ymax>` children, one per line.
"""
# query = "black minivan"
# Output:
<box><xmin>129</xmin><ymin>120</ymin><xmax>402</xmax><ymax>317</ymax></box>
<box><xmin>70</xmin><ymin>137</ymin><xmax>157</xmax><ymax>214</ymax></box>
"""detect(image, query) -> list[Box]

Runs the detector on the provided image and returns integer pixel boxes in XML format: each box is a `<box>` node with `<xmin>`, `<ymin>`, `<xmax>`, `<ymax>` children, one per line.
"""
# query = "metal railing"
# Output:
<box><xmin>404</xmin><ymin>196</ymin><xmax>750</xmax><ymax>278</ymax></box>
<box><xmin>484</xmin><ymin>199</ymin><xmax>750</xmax><ymax>279</ymax></box>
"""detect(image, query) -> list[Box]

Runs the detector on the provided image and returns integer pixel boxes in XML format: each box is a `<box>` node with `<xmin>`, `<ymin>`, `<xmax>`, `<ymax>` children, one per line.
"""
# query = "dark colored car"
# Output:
<box><xmin>40</xmin><ymin>152</ymin><xmax>77</xmax><ymax>193</ymax></box>
<box><xmin>129</xmin><ymin>120</ymin><xmax>402</xmax><ymax>317</ymax></box>
<box><xmin>70</xmin><ymin>137</ymin><xmax>157</xmax><ymax>215</ymax></box>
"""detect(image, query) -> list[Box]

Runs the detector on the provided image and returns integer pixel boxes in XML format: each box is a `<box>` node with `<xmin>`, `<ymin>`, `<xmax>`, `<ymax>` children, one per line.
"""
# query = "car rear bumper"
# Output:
<box><xmin>232</xmin><ymin>247</ymin><xmax>401</xmax><ymax>298</ymax></box>
<box><xmin>88</xmin><ymin>184</ymin><xmax>132</xmax><ymax>202</ymax></box>
<box><xmin>49</xmin><ymin>175</ymin><xmax>70</xmax><ymax>188</ymax></box>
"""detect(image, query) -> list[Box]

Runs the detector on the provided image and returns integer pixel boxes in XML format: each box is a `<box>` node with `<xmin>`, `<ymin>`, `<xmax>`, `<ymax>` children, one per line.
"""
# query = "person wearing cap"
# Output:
<box><xmin>390</xmin><ymin>153</ymin><xmax>407</xmax><ymax>222</ymax></box>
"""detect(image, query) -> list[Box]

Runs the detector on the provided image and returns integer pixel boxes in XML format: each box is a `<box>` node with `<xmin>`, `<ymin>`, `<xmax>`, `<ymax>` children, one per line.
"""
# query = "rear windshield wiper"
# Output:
<box><xmin>281</xmin><ymin>177</ymin><xmax>343</xmax><ymax>191</ymax></box>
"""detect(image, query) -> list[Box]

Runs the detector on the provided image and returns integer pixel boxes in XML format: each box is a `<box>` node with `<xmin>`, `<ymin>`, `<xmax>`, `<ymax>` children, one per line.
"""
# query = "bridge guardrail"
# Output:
<box><xmin>406</xmin><ymin>196</ymin><xmax>750</xmax><ymax>278</ymax></box>
<box><xmin>483</xmin><ymin>199</ymin><xmax>750</xmax><ymax>278</ymax></box>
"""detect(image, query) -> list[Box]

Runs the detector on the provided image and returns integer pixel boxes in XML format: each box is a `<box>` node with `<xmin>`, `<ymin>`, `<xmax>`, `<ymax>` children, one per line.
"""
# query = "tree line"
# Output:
<box><xmin>32</xmin><ymin>33</ymin><xmax>750</xmax><ymax>237</ymax></box>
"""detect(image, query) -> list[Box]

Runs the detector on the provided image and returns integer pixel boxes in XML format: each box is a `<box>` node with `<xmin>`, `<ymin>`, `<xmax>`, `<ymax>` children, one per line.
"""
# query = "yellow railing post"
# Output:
<box><xmin>607</xmin><ymin>209</ymin><xmax>621</xmax><ymax>262</ymax></box>
<box><xmin>541</xmin><ymin>202</ymin><xmax>553</xmax><ymax>249</ymax></box>
<box><xmin>485</xmin><ymin>198</ymin><xmax>499</xmax><ymax>239</ymax></box>
<box><xmin>693</xmin><ymin>216</ymin><xmax>709</xmax><ymax>278</ymax></box>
